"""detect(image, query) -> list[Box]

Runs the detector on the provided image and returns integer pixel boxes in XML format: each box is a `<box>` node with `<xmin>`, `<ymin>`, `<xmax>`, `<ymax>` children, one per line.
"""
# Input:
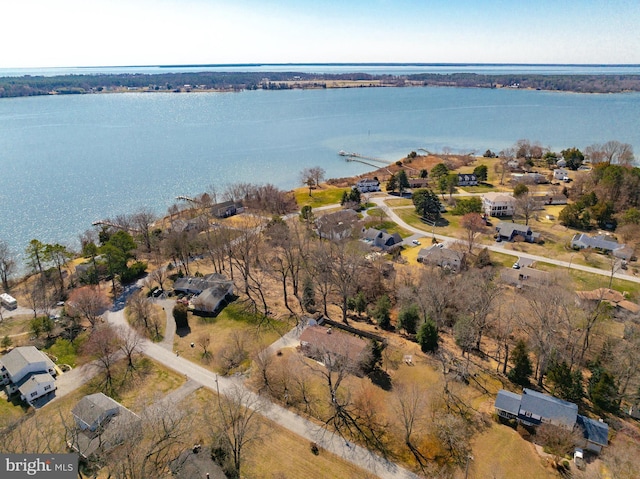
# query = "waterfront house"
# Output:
<box><xmin>495</xmin><ymin>388</ymin><xmax>609</xmax><ymax>454</ymax></box>
<box><xmin>211</xmin><ymin>200</ymin><xmax>243</xmax><ymax>219</ymax></box>
<box><xmin>355</xmin><ymin>178</ymin><xmax>381</xmax><ymax>193</ymax></box>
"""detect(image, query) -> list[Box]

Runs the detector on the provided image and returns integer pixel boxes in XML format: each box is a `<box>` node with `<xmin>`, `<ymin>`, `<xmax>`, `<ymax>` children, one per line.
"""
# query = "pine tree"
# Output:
<box><xmin>417</xmin><ymin>319</ymin><xmax>439</xmax><ymax>353</ymax></box>
<box><xmin>372</xmin><ymin>295</ymin><xmax>392</xmax><ymax>330</ymax></box>
<box><xmin>508</xmin><ymin>339</ymin><xmax>532</xmax><ymax>386</ymax></box>
<box><xmin>302</xmin><ymin>276</ymin><xmax>316</xmax><ymax>313</ymax></box>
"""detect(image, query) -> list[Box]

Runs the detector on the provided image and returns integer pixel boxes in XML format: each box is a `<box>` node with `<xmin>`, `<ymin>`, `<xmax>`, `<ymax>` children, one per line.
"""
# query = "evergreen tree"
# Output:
<box><xmin>547</xmin><ymin>360</ymin><xmax>584</xmax><ymax>403</ymax></box>
<box><xmin>473</xmin><ymin>164</ymin><xmax>488</xmax><ymax>182</ymax></box>
<box><xmin>386</xmin><ymin>174</ymin><xmax>398</xmax><ymax>193</ymax></box>
<box><xmin>372</xmin><ymin>295</ymin><xmax>392</xmax><ymax>330</ymax></box>
<box><xmin>417</xmin><ymin>319</ymin><xmax>439</xmax><ymax>353</ymax></box>
<box><xmin>412</xmin><ymin>189</ymin><xmax>442</xmax><ymax>222</ymax></box>
<box><xmin>397</xmin><ymin>304</ymin><xmax>420</xmax><ymax>335</ymax></box>
<box><xmin>397</xmin><ymin>170</ymin><xmax>410</xmax><ymax>194</ymax></box>
<box><xmin>302</xmin><ymin>276</ymin><xmax>316</xmax><ymax>313</ymax></box>
<box><xmin>508</xmin><ymin>340</ymin><xmax>532</xmax><ymax>386</ymax></box>
<box><xmin>588</xmin><ymin>361</ymin><xmax>619</xmax><ymax>412</ymax></box>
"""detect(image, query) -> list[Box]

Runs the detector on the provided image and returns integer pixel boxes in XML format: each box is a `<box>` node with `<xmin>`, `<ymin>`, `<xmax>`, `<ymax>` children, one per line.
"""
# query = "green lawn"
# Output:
<box><xmin>294</xmin><ymin>186</ymin><xmax>349</xmax><ymax>208</ymax></box>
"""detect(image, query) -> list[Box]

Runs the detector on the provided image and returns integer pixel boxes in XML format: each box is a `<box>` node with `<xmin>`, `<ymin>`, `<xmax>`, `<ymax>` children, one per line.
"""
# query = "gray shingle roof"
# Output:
<box><xmin>520</xmin><ymin>388</ymin><xmax>578</xmax><ymax>429</ymax></box>
<box><xmin>72</xmin><ymin>393</ymin><xmax>121</xmax><ymax>427</ymax></box>
<box><xmin>0</xmin><ymin>346</ymin><xmax>55</xmax><ymax>379</ymax></box>
<box><xmin>577</xmin><ymin>415</ymin><xmax>609</xmax><ymax>446</ymax></box>
<box><xmin>174</xmin><ymin>273</ymin><xmax>230</xmax><ymax>294</ymax></box>
<box><xmin>495</xmin><ymin>390</ymin><xmax>522</xmax><ymax>416</ymax></box>
<box><xmin>17</xmin><ymin>372</ymin><xmax>55</xmax><ymax>398</ymax></box>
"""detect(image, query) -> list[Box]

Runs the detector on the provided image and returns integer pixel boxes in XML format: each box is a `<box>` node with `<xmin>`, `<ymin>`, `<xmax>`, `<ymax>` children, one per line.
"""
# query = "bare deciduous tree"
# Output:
<box><xmin>67</xmin><ymin>285</ymin><xmax>110</xmax><ymax>330</ymax></box>
<box><xmin>0</xmin><ymin>239</ymin><xmax>16</xmax><ymax>291</ymax></box>
<box><xmin>210</xmin><ymin>384</ymin><xmax>263</xmax><ymax>478</ymax></box>
<box><xmin>83</xmin><ymin>324</ymin><xmax>123</xmax><ymax>393</ymax></box>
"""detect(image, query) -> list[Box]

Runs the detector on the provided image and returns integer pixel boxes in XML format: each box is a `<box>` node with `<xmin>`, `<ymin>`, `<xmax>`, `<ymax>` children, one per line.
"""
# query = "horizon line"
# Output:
<box><xmin>3</xmin><ymin>62</ymin><xmax>640</xmax><ymax>70</ymax></box>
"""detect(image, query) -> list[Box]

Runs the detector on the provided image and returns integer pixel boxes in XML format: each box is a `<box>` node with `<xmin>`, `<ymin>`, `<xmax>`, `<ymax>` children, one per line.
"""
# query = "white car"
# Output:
<box><xmin>512</xmin><ymin>262</ymin><xmax>520</xmax><ymax>269</ymax></box>
<box><xmin>412</xmin><ymin>239</ymin><xmax>421</xmax><ymax>245</ymax></box>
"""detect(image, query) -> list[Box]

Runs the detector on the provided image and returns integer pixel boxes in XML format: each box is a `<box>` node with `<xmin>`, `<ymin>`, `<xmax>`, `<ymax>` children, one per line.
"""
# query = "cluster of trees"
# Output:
<box><xmin>560</xmin><ymin>156</ymin><xmax>640</xmax><ymax>231</ymax></box>
<box><xmin>5</xmin><ymin>71</ymin><xmax>640</xmax><ymax>98</ymax></box>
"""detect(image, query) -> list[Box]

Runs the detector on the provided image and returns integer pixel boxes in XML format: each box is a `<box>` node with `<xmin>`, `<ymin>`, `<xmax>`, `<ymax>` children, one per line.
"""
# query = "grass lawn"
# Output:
<box><xmin>174</xmin><ymin>303</ymin><xmax>290</xmax><ymax>375</ymax></box>
<box><xmin>294</xmin><ymin>186</ymin><xmax>349</xmax><ymax>209</ymax></box>
<box><xmin>470</xmin><ymin>424</ymin><xmax>557</xmax><ymax>479</ymax></box>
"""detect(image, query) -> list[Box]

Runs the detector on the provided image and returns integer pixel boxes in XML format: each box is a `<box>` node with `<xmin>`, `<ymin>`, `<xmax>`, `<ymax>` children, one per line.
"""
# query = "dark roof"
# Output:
<box><xmin>577</xmin><ymin>415</ymin><xmax>609</xmax><ymax>446</ymax></box>
<box><xmin>495</xmin><ymin>390</ymin><xmax>522</xmax><ymax>416</ymax></box>
<box><xmin>173</xmin><ymin>273</ymin><xmax>230</xmax><ymax>294</ymax></box>
<box><xmin>520</xmin><ymin>388</ymin><xmax>578</xmax><ymax>429</ymax></box>
<box><xmin>190</xmin><ymin>281</ymin><xmax>234</xmax><ymax>313</ymax></box>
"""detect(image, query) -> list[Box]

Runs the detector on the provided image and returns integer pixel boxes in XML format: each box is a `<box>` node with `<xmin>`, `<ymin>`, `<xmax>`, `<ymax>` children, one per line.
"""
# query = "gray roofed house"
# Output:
<box><xmin>361</xmin><ymin>227</ymin><xmax>402</xmax><ymax>250</ymax></box>
<box><xmin>576</xmin><ymin>415</ymin><xmax>609</xmax><ymax>453</ymax></box>
<box><xmin>72</xmin><ymin>392</ymin><xmax>122</xmax><ymax>432</ymax></box>
<box><xmin>495</xmin><ymin>388</ymin><xmax>609</xmax><ymax>454</ymax></box>
<box><xmin>190</xmin><ymin>279</ymin><xmax>234</xmax><ymax>315</ymax></box>
<box><xmin>0</xmin><ymin>346</ymin><xmax>57</xmax><ymax>406</ymax></box>
<box><xmin>174</xmin><ymin>273</ymin><xmax>235</xmax><ymax>315</ymax></box>
<box><xmin>316</xmin><ymin>209</ymin><xmax>360</xmax><ymax>241</ymax></box>
<box><xmin>571</xmin><ymin>233</ymin><xmax>633</xmax><ymax>260</ymax></box>
<box><xmin>70</xmin><ymin>393</ymin><xmax>141</xmax><ymax>459</ymax></box>
<box><xmin>496</xmin><ymin>222</ymin><xmax>541</xmax><ymax>243</ymax></box>
<box><xmin>500</xmin><ymin>266</ymin><xmax>550</xmax><ymax>288</ymax></box>
<box><xmin>417</xmin><ymin>245</ymin><xmax>464</xmax><ymax>272</ymax></box>
<box><xmin>174</xmin><ymin>273</ymin><xmax>230</xmax><ymax>295</ymax></box>
<box><xmin>210</xmin><ymin>200</ymin><xmax>242</xmax><ymax>219</ymax></box>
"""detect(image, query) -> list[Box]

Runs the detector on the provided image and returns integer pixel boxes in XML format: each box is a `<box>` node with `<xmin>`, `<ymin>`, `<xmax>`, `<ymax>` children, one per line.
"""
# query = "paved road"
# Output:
<box><xmin>370</xmin><ymin>195</ymin><xmax>640</xmax><ymax>284</ymax></box>
<box><xmin>105</xmin><ymin>307</ymin><xmax>420</xmax><ymax>479</ymax></box>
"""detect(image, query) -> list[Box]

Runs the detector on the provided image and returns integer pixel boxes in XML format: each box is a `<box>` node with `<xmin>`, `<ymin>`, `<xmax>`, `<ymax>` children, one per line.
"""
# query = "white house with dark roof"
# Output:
<box><xmin>495</xmin><ymin>388</ymin><xmax>609</xmax><ymax>453</ymax></box>
<box><xmin>457</xmin><ymin>173</ymin><xmax>478</xmax><ymax>186</ymax></box>
<box><xmin>355</xmin><ymin>178</ymin><xmax>381</xmax><ymax>193</ymax></box>
<box><xmin>0</xmin><ymin>346</ymin><xmax>57</xmax><ymax>406</ymax></box>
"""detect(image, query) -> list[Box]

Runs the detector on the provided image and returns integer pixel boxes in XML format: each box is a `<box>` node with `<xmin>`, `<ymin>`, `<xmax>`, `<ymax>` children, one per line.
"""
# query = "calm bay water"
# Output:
<box><xmin>1</xmin><ymin>86</ymin><xmax>639</xmax><ymax>258</ymax></box>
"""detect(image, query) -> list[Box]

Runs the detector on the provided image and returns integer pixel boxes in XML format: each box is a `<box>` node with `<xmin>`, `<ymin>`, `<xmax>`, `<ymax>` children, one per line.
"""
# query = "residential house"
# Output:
<box><xmin>553</xmin><ymin>168</ymin><xmax>570</xmax><ymax>181</ymax></box>
<box><xmin>576</xmin><ymin>288</ymin><xmax>640</xmax><ymax>315</ymax></box>
<box><xmin>299</xmin><ymin>325</ymin><xmax>368</xmax><ymax>369</ymax></box>
<box><xmin>0</xmin><ymin>346</ymin><xmax>57</xmax><ymax>407</ymax></box>
<box><xmin>70</xmin><ymin>393</ymin><xmax>141</xmax><ymax>459</ymax></box>
<box><xmin>457</xmin><ymin>173</ymin><xmax>478</xmax><ymax>186</ymax></box>
<box><xmin>210</xmin><ymin>200</ymin><xmax>243</xmax><ymax>219</ymax></box>
<box><xmin>556</xmin><ymin>158</ymin><xmax>567</xmax><ymax>168</ymax></box>
<box><xmin>495</xmin><ymin>388</ymin><xmax>609</xmax><ymax>453</ymax></box>
<box><xmin>534</xmin><ymin>193</ymin><xmax>568</xmax><ymax>206</ymax></box>
<box><xmin>408</xmin><ymin>178</ymin><xmax>429</xmax><ymax>189</ymax></box>
<box><xmin>512</xmin><ymin>172</ymin><xmax>549</xmax><ymax>184</ymax></box>
<box><xmin>355</xmin><ymin>178</ymin><xmax>381</xmax><ymax>193</ymax></box>
<box><xmin>190</xmin><ymin>279</ymin><xmax>235</xmax><ymax>315</ymax></box>
<box><xmin>174</xmin><ymin>273</ymin><xmax>234</xmax><ymax>315</ymax></box>
<box><xmin>361</xmin><ymin>227</ymin><xmax>403</xmax><ymax>250</ymax></box>
<box><xmin>495</xmin><ymin>222</ymin><xmax>541</xmax><ymax>243</ymax></box>
<box><xmin>417</xmin><ymin>245</ymin><xmax>464</xmax><ymax>272</ymax></box>
<box><xmin>316</xmin><ymin>209</ymin><xmax>360</xmax><ymax>241</ymax></box>
<box><xmin>482</xmin><ymin>192</ymin><xmax>516</xmax><ymax>217</ymax></box>
<box><xmin>571</xmin><ymin>233</ymin><xmax>634</xmax><ymax>260</ymax></box>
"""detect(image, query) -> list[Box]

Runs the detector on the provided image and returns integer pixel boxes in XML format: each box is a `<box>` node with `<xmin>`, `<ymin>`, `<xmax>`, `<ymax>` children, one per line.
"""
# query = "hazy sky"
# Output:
<box><xmin>3</xmin><ymin>0</ymin><xmax>639</xmax><ymax>68</ymax></box>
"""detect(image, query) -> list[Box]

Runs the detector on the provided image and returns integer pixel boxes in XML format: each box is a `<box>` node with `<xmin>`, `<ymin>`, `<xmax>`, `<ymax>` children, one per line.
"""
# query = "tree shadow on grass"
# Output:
<box><xmin>176</xmin><ymin>326</ymin><xmax>191</xmax><ymax>338</ymax></box>
<box><xmin>368</xmin><ymin>368</ymin><xmax>392</xmax><ymax>391</ymax></box>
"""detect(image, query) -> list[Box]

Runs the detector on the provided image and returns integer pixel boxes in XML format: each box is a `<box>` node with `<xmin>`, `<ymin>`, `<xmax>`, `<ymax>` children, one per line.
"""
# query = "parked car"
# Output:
<box><xmin>412</xmin><ymin>239</ymin><xmax>421</xmax><ymax>245</ymax></box>
<box><xmin>512</xmin><ymin>262</ymin><xmax>520</xmax><ymax>269</ymax></box>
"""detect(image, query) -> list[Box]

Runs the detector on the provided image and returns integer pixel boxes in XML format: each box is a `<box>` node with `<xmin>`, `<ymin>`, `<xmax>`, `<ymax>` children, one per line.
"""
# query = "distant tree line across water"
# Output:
<box><xmin>1</xmin><ymin>71</ymin><xmax>640</xmax><ymax>97</ymax></box>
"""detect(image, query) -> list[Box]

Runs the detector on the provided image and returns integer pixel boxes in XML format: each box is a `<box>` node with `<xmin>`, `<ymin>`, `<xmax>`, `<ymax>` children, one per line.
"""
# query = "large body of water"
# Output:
<box><xmin>1</xmin><ymin>84</ymin><xmax>639</xmax><ymax>260</ymax></box>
